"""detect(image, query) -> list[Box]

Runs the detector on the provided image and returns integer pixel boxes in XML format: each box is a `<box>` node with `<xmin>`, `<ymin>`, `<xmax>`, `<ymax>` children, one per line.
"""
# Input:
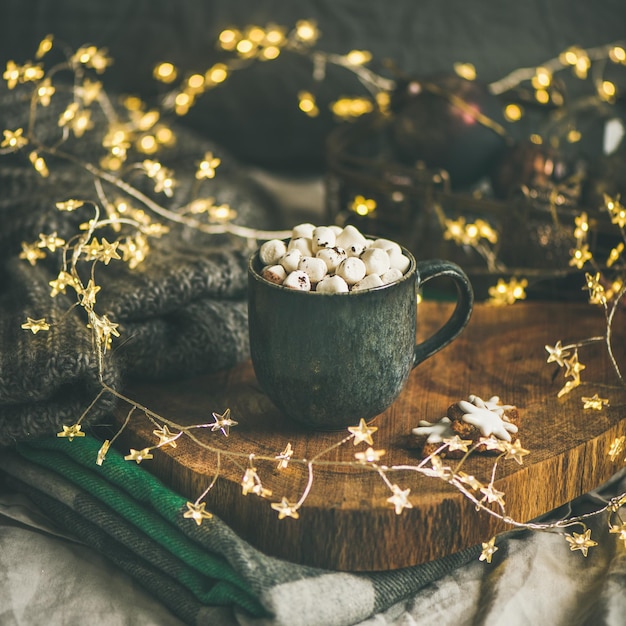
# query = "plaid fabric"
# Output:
<box><xmin>0</xmin><ymin>435</ymin><xmax>481</xmax><ymax>626</ymax></box>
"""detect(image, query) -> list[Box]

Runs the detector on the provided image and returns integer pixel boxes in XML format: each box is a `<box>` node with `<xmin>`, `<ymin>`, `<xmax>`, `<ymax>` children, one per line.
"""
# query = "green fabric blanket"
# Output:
<box><xmin>0</xmin><ymin>435</ymin><xmax>481</xmax><ymax>626</ymax></box>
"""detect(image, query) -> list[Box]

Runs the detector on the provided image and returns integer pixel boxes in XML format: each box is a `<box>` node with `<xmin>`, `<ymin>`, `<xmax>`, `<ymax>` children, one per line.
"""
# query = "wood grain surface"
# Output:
<box><xmin>115</xmin><ymin>301</ymin><xmax>626</xmax><ymax>571</ymax></box>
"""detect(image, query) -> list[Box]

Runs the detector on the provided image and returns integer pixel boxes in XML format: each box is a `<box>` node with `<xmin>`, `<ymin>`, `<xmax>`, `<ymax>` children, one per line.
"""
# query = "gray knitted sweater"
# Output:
<box><xmin>0</xmin><ymin>82</ymin><xmax>278</xmax><ymax>444</ymax></box>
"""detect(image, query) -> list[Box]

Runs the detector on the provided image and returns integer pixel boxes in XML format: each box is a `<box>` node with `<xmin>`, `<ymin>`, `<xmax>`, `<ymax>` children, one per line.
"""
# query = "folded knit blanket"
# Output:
<box><xmin>0</xmin><ymin>81</ymin><xmax>279</xmax><ymax>444</ymax></box>
<box><xmin>0</xmin><ymin>435</ymin><xmax>482</xmax><ymax>626</ymax></box>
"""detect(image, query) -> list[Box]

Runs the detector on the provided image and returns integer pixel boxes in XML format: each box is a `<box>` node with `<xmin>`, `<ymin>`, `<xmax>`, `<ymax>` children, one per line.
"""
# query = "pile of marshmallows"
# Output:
<box><xmin>258</xmin><ymin>224</ymin><xmax>411</xmax><ymax>293</ymax></box>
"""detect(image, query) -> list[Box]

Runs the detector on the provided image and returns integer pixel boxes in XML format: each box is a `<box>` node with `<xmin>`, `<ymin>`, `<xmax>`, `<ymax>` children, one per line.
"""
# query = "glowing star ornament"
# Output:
<box><xmin>488</xmin><ymin>277</ymin><xmax>528</xmax><ymax>305</ymax></box>
<box><xmin>196</xmin><ymin>152</ymin><xmax>221</xmax><ymax>179</ymax></box>
<box><xmin>56</xmin><ymin>199</ymin><xmax>86</xmax><ymax>212</ymax></box>
<box><xmin>271</xmin><ymin>497</ymin><xmax>300</xmax><ymax>520</ymax></box>
<box><xmin>57</xmin><ymin>424</ymin><xmax>85</xmax><ymax>441</ymax></box>
<box><xmin>348</xmin><ymin>418</ymin><xmax>378</xmax><ymax>446</ymax></box>
<box><xmin>545</xmin><ymin>340</ymin><xmax>571</xmax><ymax>366</ymax></box>
<box><xmin>581</xmin><ymin>394</ymin><xmax>609</xmax><ymax>410</ymax></box>
<box><xmin>1</xmin><ymin>128</ymin><xmax>28</xmax><ymax>150</ymax></box>
<box><xmin>183</xmin><ymin>501</ymin><xmax>213</xmax><ymax>526</ymax></box>
<box><xmin>275</xmin><ymin>443</ymin><xmax>294</xmax><ymax>469</ymax></box>
<box><xmin>565</xmin><ymin>528</ymin><xmax>597</xmax><ymax>557</ymax></box>
<box><xmin>124</xmin><ymin>448</ymin><xmax>154</xmax><ymax>464</ymax></box>
<box><xmin>457</xmin><ymin>471</ymin><xmax>484</xmax><ymax>491</ymax></box>
<box><xmin>37</xmin><ymin>232</ymin><xmax>65</xmax><ymax>252</ymax></box>
<box><xmin>19</xmin><ymin>242</ymin><xmax>46</xmax><ymax>265</ymax></box>
<box><xmin>609</xmin><ymin>522</ymin><xmax>626</xmax><ymax>546</ymax></box>
<box><xmin>569</xmin><ymin>244</ymin><xmax>593</xmax><ymax>269</ymax></box>
<box><xmin>96</xmin><ymin>439</ymin><xmax>111</xmax><ymax>466</ymax></box>
<box><xmin>563</xmin><ymin>352</ymin><xmax>586</xmax><ymax>380</ymax></box>
<box><xmin>503</xmin><ymin>440</ymin><xmax>530</xmax><ymax>465</ymax></box>
<box><xmin>21</xmin><ymin>317</ymin><xmax>50</xmax><ymax>334</ymax></box>
<box><xmin>444</xmin><ymin>435</ymin><xmax>473</xmax><ymax>452</ymax></box>
<box><xmin>479</xmin><ymin>537</ymin><xmax>499</xmax><ymax>563</ymax></box>
<box><xmin>210</xmin><ymin>409</ymin><xmax>238</xmax><ymax>437</ymax></box>
<box><xmin>387</xmin><ymin>485</ymin><xmax>413</xmax><ymax>514</ymax></box>
<box><xmin>354</xmin><ymin>447</ymin><xmax>386</xmax><ymax>464</ymax></box>
<box><xmin>480</xmin><ymin>484</ymin><xmax>506</xmax><ymax>507</ymax></box>
<box><xmin>241</xmin><ymin>467</ymin><xmax>259</xmax><ymax>495</ymax></box>
<box><xmin>153</xmin><ymin>425</ymin><xmax>180</xmax><ymax>448</ymax></box>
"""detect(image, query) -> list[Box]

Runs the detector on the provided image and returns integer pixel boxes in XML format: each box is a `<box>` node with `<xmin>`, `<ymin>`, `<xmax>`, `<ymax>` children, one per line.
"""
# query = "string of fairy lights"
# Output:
<box><xmin>2</xmin><ymin>26</ymin><xmax>626</xmax><ymax>564</ymax></box>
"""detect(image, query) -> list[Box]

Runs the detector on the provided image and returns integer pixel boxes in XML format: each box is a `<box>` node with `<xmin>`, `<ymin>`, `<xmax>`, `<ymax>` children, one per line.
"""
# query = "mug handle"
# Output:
<box><xmin>413</xmin><ymin>259</ymin><xmax>474</xmax><ymax>368</ymax></box>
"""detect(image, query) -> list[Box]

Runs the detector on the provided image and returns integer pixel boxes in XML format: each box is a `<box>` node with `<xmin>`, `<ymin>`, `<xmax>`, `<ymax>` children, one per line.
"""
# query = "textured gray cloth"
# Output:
<box><xmin>0</xmin><ymin>80</ymin><xmax>279</xmax><ymax>443</ymax></box>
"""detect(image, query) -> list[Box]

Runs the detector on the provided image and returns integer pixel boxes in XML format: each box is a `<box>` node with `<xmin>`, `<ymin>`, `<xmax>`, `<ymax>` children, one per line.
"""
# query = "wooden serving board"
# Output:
<box><xmin>115</xmin><ymin>301</ymin><xmax>626</xmax><ymax>571</ymax></box>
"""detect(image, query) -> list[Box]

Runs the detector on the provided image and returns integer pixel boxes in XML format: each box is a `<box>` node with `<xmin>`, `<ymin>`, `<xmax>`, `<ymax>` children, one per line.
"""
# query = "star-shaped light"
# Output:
<box><xmin>56</xmin><ymin>199</ymin><xmax>86</xmax><ymax>212</ymax></box>
<box><xmin>480</xmin><ymin>484</ymin><xmax>506</xmax><ymax>507</ymax></box>
<box><xmin>351</xmin><ymin>195</ymin><xmax>377</xmax><ymax>217</ymax></box>
<box><xmin>487</xmin><ymin>277</ymin><xmax>528</xmax><ymax>306</ymax></box>
<box><xmin>275</xmin><ymin>442</ymin><xmax>294</xmax><ymax>469</ymax></box>
<box><xmin>423</xmin><ymin>455</ymin><xmax>453</xmax><ymax>479</ymax></box>
<box><xmin>581</xmin><ymin>394</ymin><xmax>609</xmax><ymax>410</ymax></box>
<box><xmin>457</xmin><ymin>471</ymin><xmax>484</xmax><ymax>491</ymax></box>
<box><xmin>558</xmin><ymin>378</ymin><xmax>581</xmax><ymax>398</ymax></box>
<box><xmin>609</xmin><ymin>522</ymin><xmax>626</xmax><ymax>546</ymax></box>
<box><xmin>153</xmin><ymin>425</ymin><xmax>180</xmax><ymax>448</ymax></box>
<box><xmin>354</xmin><ymin>447</ymin><xmax>386</xmax><ymax>464</ymax></box>
<box><xmin>569</xmin><ymin>244</ymin><xmax>593</xmax><ymax>269</ymax></box>
<box><xmin>605</xmin><ymin>194</ymin><xmax>626</xmax><ymax>228</ymax></box>
<box><xmin>196</xmin><ymin>152</ymin><xmax>221</xmax><ymax>179</ymax></box>
<box><xmin>96</xmin><ymin>439</ymin><xmax>111</xmax><ymax>466</ymax></box>
<box><xmin>210</xmin><ymin>409</ymin><xmax>238</xmax><ymax>437</ymax></box>
<box><xmin>478</xmin><ymin>436</ymin><xmax>507</xmax><ymax>452</ymax></box>
<box><xmin>348</xmin><ymin>418</ymin><xmax>378</xmax><ymax>446</ymax></box>
<box><xmin>82</xmin><ymin>237</ymin><xmax>103</xmax><ymax>260</ymax></box>
<box><xmin>21</xmin><ymin>317</ymin><xmax>50</xmax><ymax>334</ymax></box>
<box><xmin>19</xmin><ymin>241</ymin><xmax>46</xmax><ymax>265</ymax></box>
<box><xmin>124</xmin><ymin>448</ymin><xmax>154</xmax><ymax>464</ymax></box>
<box><xmin>607</xmin><ymin>243</ymin><xmax>624</xmax><ymax>268</ymax></box>
<box><xmin>57</xmin><ymin>424</ymin><xmax>85</xmax><ymax>441</ymax></box>
<box><xmin>271</xmin><ymin>497</ymin><xmax>300</xmax><ymax>520</ymax></box>
<box><xmin>573</xmin><ymin>212</ymin><xmax>589</xmax><ymax>240</ymax></box>
<box><xmin>563</xmin><ymin>351</ymin><xmax>586</xmax><ymax>380</ymax></box>
<box><xmin>387</xmin><ymin>485</ymin><xmax>413</xmax><ymax>515</ymax></box>
<box><xmin>36</xmin><ymin>78</ymin><xmax>55</xmax><ymax>106</ymax></box>
<box><xmin>565</xmin><ymin>528</ymin><xmax>597</xmax><ymax>557</ymax></box>
<box><xmin>479</xmin><ymin>537</ymin><xmax>499</xmax><ymax>563</ymax></box>
<box><xmin>240</xmin><ymin>467</ymin><xmax>260</xmax><ymax>496</ymax></box>
<box><xmin>444</xmin><ymin>434</ymin><xmax>473</xmax><ymax>453</ymax></box>
<box><xmin>1</xmin><ymin>128</ymin><xmax>28</xmax><ymax>149</ymax></box>
<box><xmin>3</xmin><ymin>60</ymin><xmax>20</xmax><ymax>89</ymax></box>
<box><xmin>49</xmin><ymin>271</ymin><xmax>75</xmax><ymax>297</ymax></box>
<box><xmin>608</xmin><ymin>436</ymin><xmax>625</xmax><ymax>462</ymax></box>
<box><xmin>37</xmin><ymin>231</ymin><xmax>65</xmax><ymax>252</ymax></box>
<box><xmin>183</xmin><ymin>501</ymin><xmax>213</xmax><ymax>525</ymax></box>
<box><xmin>79</xmin><ymin>279</ymin><xmax>101</xmax><ymax>308</ymax></box>
<box><xmin>95</xmin><ymin>238</ymin><xmax>121</xmax><ymax>265</ymax></box>
<box><xmin>88</xmin><ymin>313</ymin><xmax>120</xmax><ymax>350</ymax></box>
<box><xmin>583</xmin><ymin>272</ymin><xmax>606</xmax><ymax>305</ymax></box>
<box><xmin>503</xmin><ymin>440</ymin><xmax>530</xmax><ymax>465</ymax></box>
<box><xmin>545</xmin><ymin>340</ymin><xmax>571</xmax><ymax>366</ymax></box>
<box><xmin>78</xmin><ymin>78</ymin><xmax>102</xmax><ymax>105</ymax></box>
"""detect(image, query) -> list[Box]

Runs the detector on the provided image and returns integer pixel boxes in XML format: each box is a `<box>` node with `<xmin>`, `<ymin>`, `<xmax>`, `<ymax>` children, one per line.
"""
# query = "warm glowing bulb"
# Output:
<box><xmin>261</xmin><ymin>46</ymin><xmax>280</xmax><ymax>60</ymax></box>
<box><xmin>504</xmin><ymin>103</ymin><xmax>523</xmax><ymax>121</ymax></box>
<box><xmin>535</xmin><ymin>89</ymin><xmax>550</xmax><ymax>104</ymax></box>
<box><xmin>247</xmin><ymin>26</ymin><xmax>266</xmax><ymax>43</ymax></box>
<box><xmin>206</xmin><ymin>64</ymin><xmax>228</xmax><ymax>84</ymax></box>
<box><xmin>454</xmin><ymin>62</ymin><xmax>476</xmax><ymax>81</ymax></box>
<box><xmin>187</xmin><ymin>73</ymin><xmax>205</xmax><ymax>90</ymax></box>
<box><xmin>236</xmin><ymin>39</ymin><xmax>254</xmax><ymax>55</ymax></box>
<box><xmin>567</xmin><ymin>129</ymin><xmax>582</xmax><ymax>143</ymax></box>
<box><xmin>154</xmin><ymin>62</ymin><xmax>177</xmax><ymax>83</ymax></box>
<box><xmin>610</xmin><ymin>46</ymin><xmax>626</xmax><ymax>63</ymax></box>
<box><xmin>218</xmin><ymin>29</ymin><xmax>239</xmax><ymax>50</ymax></box>
<box><xmin>346</xmin><ymin>50</ymin><xmax>372</xmax><ymax>65</ymax></box>
<box><xmin>139</xmin><ymin>135</ymin><xmax>157</xmax><ymax>153</ymax></box>
<box><xmin>295</xmin><ymin>20</ymin><xmax>319</xmax><ymax>42</ymax></box>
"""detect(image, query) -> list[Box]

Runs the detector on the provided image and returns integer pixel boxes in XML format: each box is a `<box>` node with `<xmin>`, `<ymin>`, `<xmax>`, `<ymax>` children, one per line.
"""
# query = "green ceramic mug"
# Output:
<box><xmin>248</xmin><ymin>244</ymin><xmax>473</xmax><ymax>429</ymax></box>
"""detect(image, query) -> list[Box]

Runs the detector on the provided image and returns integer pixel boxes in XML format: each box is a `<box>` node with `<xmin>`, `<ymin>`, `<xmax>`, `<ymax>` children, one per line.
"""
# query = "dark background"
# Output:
<box><xmin>1</xmin><ymin>0</ymin><xmax>624</xmax><ymax>171</ymax></box>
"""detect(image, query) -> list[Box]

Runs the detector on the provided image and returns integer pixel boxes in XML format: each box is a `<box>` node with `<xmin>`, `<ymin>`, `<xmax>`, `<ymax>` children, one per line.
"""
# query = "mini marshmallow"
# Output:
<box><xmin>259</xmin><ymin>239</ymin><xmax>287</xmax><ymax>266</ymax></box>
<box><xmin>360</xmin><ymin>247</ymin><xmax>390</xmax><ymax>276</ymax></box>
<box><xmin>336</xmin><ymin>257</ymin><xmax>366</xmax><ymax>285</ymax></box>
<box><xmin>352</xmin><ymin>273</ymin><xmax>384</xmax><ymax>292</ymax></box>
<box><xmin>298</xmin><ymin>256</ymin><xmax>328</xmax><ymax>284</ymax></box>
<box><xmin>380</xmin><ymin>268</ymin><xmax>404</xmax><ymax>285</ymax></box>
<box><xmin>283</xmin><ymin>270</ymin><xmax>311</xmax><ymax>291</ymax></box>
<box><xmin>316</xmin><ymin>246</ymin><xmax>347</xmax><ymax>272</ymax></box>
<box><xmin>388</xmin><ymin>248</ymin><xmax>411</xmax><ymax>273</ymax></box>
<box><xmin>335</xmin><ymin>224</ymin><xmax>367</xmax><ymax>251</ymax></box>
<box><xmin>316</xmin><ymin>274</ymin><xmax>349</xmax><ymax>293</ymax></box>
<box><xmin>291</xmin><ymin>223</ymin><xmax>316</xmax><ymax>239</ymax></box>
<box><xmin>279</xmin><ymin>249</ymin><xmax>302</xmax><ymax>273</ymax></box>
<box><xmin>311</xmin><ymin>226</ymin><xmax>336</xmax><ymax>253</ymax></box>
<box><xmin>261</xmin><ymin>264</ymin><xmax>287</xmax><ymax>284</ymax></box>
<box><xmin>288</xmin><ymin>237</ymin><xmax>313</xmax><ymax>256</ymax></box>
<box><xmin>329</xmin><ymin>225</ymin><xmax>344</xmax><ymax>236</ymax></box>
<box><xmin>371</xmin><ymin>238</ymin><xmax>402</xmax><ymax>255</ymax></box>
<box><xmin>347</xmin><ymin>242</ymin><xmax>367</xmax><ymax>258</ymax></box>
